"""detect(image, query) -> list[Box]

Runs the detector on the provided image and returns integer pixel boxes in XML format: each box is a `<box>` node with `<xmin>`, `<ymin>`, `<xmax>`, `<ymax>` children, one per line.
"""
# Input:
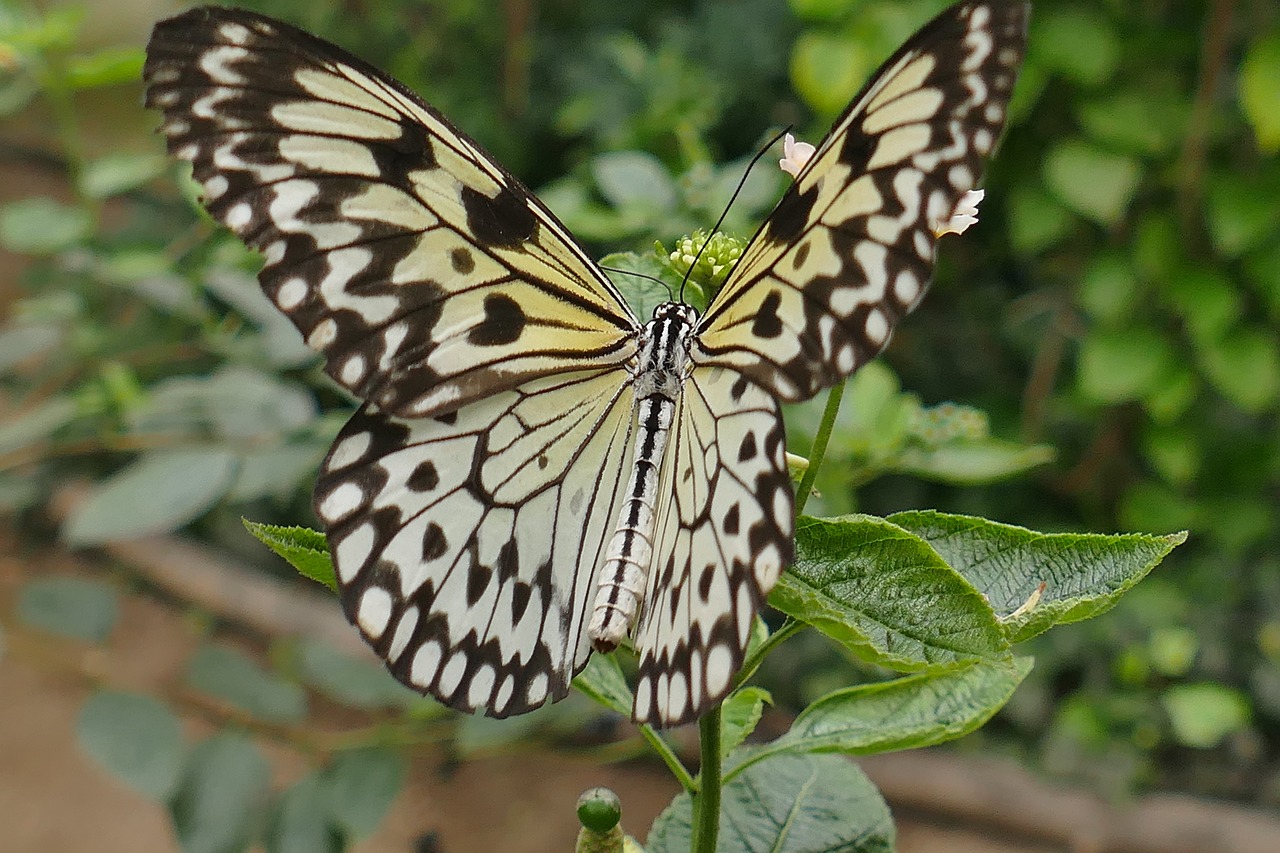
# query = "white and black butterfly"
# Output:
<box><xmin>143</xmin><ymin>2</ymin><xmax>1027</xmax><ymax>727</ymax></box>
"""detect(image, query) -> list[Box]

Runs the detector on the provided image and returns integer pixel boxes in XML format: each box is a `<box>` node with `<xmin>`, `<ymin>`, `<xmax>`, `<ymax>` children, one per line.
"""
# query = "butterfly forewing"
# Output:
<box><xmin>695</xmin><ymin>0</ymin><xmax>1028</xmax><ymax>400</ymax></box>
<box><xmin>144</xmin><ymin>7</ymin><xmax>638</xmax><ymax>420</ymax></box>
<box><xmin>315</xmin><ymin>370</ymin><xmax>636</xmax><ymax>715</ymax></box>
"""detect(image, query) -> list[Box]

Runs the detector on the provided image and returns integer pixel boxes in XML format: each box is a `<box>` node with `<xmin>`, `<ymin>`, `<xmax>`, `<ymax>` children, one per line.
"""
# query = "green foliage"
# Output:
<box><xmin>1</xmin><ymin>0</ymin><xmax>1271</xmax><ymax>847</ymax></box>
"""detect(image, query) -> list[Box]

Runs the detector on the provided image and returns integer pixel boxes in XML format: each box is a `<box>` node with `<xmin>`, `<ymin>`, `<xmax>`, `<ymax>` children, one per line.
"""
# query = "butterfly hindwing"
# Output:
<box><xmin>315</xmin><ymin>369</ymin><xmax>637</xmax><ymax>715</ymax></box>
<box><xmin>694</xmin><ymin>1</ymin><xmax>1028</xmax><ymax>400</ymax></box>
<box><xmin>632</xmin><ymin>368</ymin><xmax>791</xmax><ymax>725</ymax></box>
<box><xmin>144</xmin><ymin>7</ymin><xmax>638</xmax><ymax>421</ymax></box>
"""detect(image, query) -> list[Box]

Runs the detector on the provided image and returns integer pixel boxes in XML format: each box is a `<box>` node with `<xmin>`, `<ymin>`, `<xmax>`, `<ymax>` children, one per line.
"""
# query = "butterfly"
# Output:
<box><xmin>143</xmin><ymin>1</ymin><xmax>1027</xmax><ymax>727</ymax></box>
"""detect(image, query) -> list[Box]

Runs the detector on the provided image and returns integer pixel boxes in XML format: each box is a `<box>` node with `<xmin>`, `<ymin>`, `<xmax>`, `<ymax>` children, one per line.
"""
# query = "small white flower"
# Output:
<box><xmin>933</xmin><ymin>189</ymin><xmax>984</xmax><ymax>236</ymax></box>
<box><xmin>779</xmin><ymin>133</ymin><xmax>816</xmax><ymax>178</ymax></box>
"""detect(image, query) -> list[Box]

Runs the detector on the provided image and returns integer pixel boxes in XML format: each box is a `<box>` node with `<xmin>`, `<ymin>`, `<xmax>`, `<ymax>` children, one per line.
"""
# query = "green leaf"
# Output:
<box><xmin>1197</xmin><ymin>326</ymin><xmax>1280</xmax><ymax>412</ymax></box>
<box><xmin>172</xmin><ymin>733</ymin><xmax>271</xmax><ymax>853</ymax></box>
<box><xmin>1207</xmin><ymin>173</ymin><xmax>1280</xmax><ymax>257</ymax></box>
<box><xmin>1078</xmin><ymin>252</ymin><xmax>1142</xmax><ymax>326</ymax></box>
<box><xmin>773</xmin><ymin>515</ymin><xmax>1008</xmax><ymax>670</ymax></box>
<box><xmin>185</xmin><ymin>645</ymin><xmax>308</xmax><ymax>724</ymax></box>
<box><xmin>1239</xmin><ymin>32</ymin><xmax>1280</xmax><ymax>153</ymax></box>
<box><xmin>129</xmin><ymin>367</ymin><xmax>317</xmax><ymax>441</ymax></box>
<box><xmin>1077</xmin><ymin>88</ymin><xmax>1186</xmax><ymax>156</ymax></box>
<box><xmin>267</xmin><ymin>775</ymin><xmax>342</xmax><ymax>853</ymax></box>
<box><xmin>228</xmin><ymin>444</ymin><xmax>324</xmax><ymax>503</ymax></box>
<box><xmin>0</xmin><ymin>394</ymin><xmax>77</xmax><ymax>456</ymax></box>
<box><xmin>0</xmin><ymin>322</ymin><xmax>61</xmax><ymax>373</ymax></box>
<box><xmin>62</xmin><ymin>447</ymin><xmax>240</xmax><ymax>545</ymax></box>
<box><xmin>296</xmin><ymin>639</ymin><xmax>424</xmax><ymax>711</ymax></box>
<box><xmin>573</xmin><ymin>652</ymin><xmax>634</xmax><ymax>717</ymax></box>
<box><xmin>1006</xmin><ymin>184</ymin><xmax>1074</xmax><ymax>254</ymax></box>
<box><xmin>1031</xmin><ymin>7</ymin><xmax>1120</xmax><ymax>86</ymax></box>
<box><xmin>64</xmin><ymin>46</ymin><xmax>145</xmax><ymax>88</ymax></box>
<box><xmin>894</xmin><ymin>438</ymin><xmax>1054</xmax><ymax>485</ymax></box>
<box><xmin>889</xmin><ymin>510</ymin><xmax>1187</xmax><ymax>643</ymax></box>
<box><xmin>322</xmin><ymin>747</ymin><xmax>406</xmax><ymax>840</ymax></box>
<box><xmin>736</xmin><ymin>661</ymin><xmax>1030</xmax><ymax>771</ymax></box>
<box><xmin>17</xmin><ymin>576</ymin><xmax>117</xmax><ymax>642</ymax></box>
<box><xmin>791</xmin><ymin>32</ymin><xmax>873</xmax><ymax>117</ymax></box>
<box><xmin>591</xmin><ymin>151</ymin><xmax>676</xmax><ymax>211</ymax></box>
<box><xmin>602</xmin><ymin>250</ymin><xmax>683</xmax><ymax>320</ymax></box>
<box><xmin>720</xmin><ymin>687</ymin><xmax>771</xmax><ymax>758</ymax></box>
<box><xmin>647</xmin><ymin>753</ymin><xmax>892</xmax><ymax>853</ymax></box>
<box><xmin>80</xmin><ymin>152</ymin><xmax>168</xmax><ymax>199</ymax></box>
<box><xmin>1044</xmin><ymin>141</ymin><xmax>1140</xmax><ymax>226</ymax></box>
<box><xmin>0</xmin><ymin>198</ymin><xmax>91</xmax><ymax>254</ymax></box>
<box><xmin>1077</xmin><ymin>327</ymin><xmax>1175</xmax><ymax>403</ymax></box>
<box><xmin>1162</xmin><ymin>683</ymin><xmax>1251</xmax><ymax>748</ymax></box>
<box><xmin>243</xmin><ymin>521</ymin><xmax>336</xmax><ymax>591</ymax></box>
<box><xmin>1166</xmin><ymin>266</ymin><xmax>1241</xmax><ymax>344</ymax></box>
<box><xmin>77</xmin><ymin>691</ymin><xmax>185</xmax><ymax>799</ymax></box>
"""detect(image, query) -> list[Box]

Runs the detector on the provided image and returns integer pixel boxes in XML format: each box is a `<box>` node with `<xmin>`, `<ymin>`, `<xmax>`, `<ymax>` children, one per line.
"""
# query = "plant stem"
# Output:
<box><xmin>638</xmin><ymin>724</ymin><xmax>697</xmax><ymax>792</ymax></box>
<box><xmin>691</xmin><ymin>705</ymin><xmax>722</xmax><ymax>853</ymax></box>
<box><xmin>794</xmin><ymin>381</ymin><xmax>846</xmax><ymax>515</ymax></box>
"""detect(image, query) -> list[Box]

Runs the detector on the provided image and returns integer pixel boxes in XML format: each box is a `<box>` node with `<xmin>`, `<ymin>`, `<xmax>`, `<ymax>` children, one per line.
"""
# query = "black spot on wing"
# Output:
<box><xmin>766</xmin><ymin>182</ymin><xmax>818</xmax><ymax>245</ymax></box>
<box><xmin>449</xmin><ymin>247</ymin><xmax>475</xmax><ymax>273</ymax></box>
<box><xmin>407</xmin><ymin>460</ymin><xmax>439</xmax><ymax>492</ymax></box>
<box><xmin>751</xmin><ymin>290</ymin><xmax>784</xmax><ymax>339</ymax></box>
<box><xmin>461</xmin><ymin>185</ymin><xmax>537</xmax><ymax>248</ymax></box>
<box><xmin>468</xmin><ymin>292</ymin><xmax>526</xmax><ymax>346</ymax></box>
<box><xmin>422</xmin><ymin>522</ymin><xmax>448</xmax><ymax>561</ymax></box>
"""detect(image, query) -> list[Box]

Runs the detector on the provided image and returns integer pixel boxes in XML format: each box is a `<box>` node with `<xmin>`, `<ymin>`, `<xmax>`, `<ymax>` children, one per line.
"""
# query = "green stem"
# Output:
<box><xmin>691</xmin><ymin>705</ymin><xmax>722</xmax><ymax>853</ymax></box>
<box><xmin>794</xmin><ymin>381</ymin><xmax>845</xmax><ymax>516</ymax></box>
<box><xmin>638</xmin><ymin>724</ymin><xmax>696</xmax><ymax>792</ymax></box>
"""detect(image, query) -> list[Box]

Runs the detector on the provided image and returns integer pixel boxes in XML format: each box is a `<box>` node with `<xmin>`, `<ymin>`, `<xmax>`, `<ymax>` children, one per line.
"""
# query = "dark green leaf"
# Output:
<box><xmin>737</xmin><ymin>660</ymin><xmax>1031</xmax><ymax>770</ymax></box>
<box><xmin>17</xmin><ymin>576</ymin><xmax>117</xmax><ymax>642</ymax></box>
<box><xmin>1207</xmin><ymin>173</ymin><xmax>1280</xmax><ymax>257</ymax></box>
<box><xmin>243</xmin><ymin>521</ymin><xmax>336</xmax><ymax>592</ymax></box>
<box><xmin>720</xmin><ymin>687</ymin><xmax>770</xmax><ymax>758</ymax></box>
<box><xmin>647</xmin><ymin>753</ymin><xmax>892</xmax><ymax>853</ymax></box>
<box><xmin>889</xmin><ymin>510</ymin><xmax>1187</xmax><ymax>643</ymax></box>
<box><xmin>774</xmin><ymin>515</ymin><xmax>1008</xmax><ymax>670</ymax></box>
<box><xmin>573</xmin><ymin>652</ymin><xmax>633</xmax><ymax>717</ymax></box>
<box><xmin>185</xmin><ymin>645</ymin><xmax>308</xmax><ymax>724</ymax></box>
<box><xmin>77</xmin><ymin>691</ymin><xmax>185</xmax><ymax>800</ymax></box>
<box><xmin>62</xmin><ymin>447</ymin><xmax>240</xmax><ymax>544</ymax></box>
<box><xmin>322</xmin><ymin>747</ymin><xmax>406</xmax><ymax>840</ymax></box>
<box><xmin>267</xmin><ymin>774</ymin><xmax>342</xmax><ymax>853</ymax></box>
<box><xmin>1031</xmin><ymin>7</ymin><xmax>1119</xmax><ymax>85</ymax></box>
<box><xmin>1078</xmin><ymin>252</ymin><xmax>1142</xmax><ymax>326</ymax></box>
<box><xmin>172</xmin><ymin>733</ymin><xmax>271</xmax><ymax>853</ymax></box>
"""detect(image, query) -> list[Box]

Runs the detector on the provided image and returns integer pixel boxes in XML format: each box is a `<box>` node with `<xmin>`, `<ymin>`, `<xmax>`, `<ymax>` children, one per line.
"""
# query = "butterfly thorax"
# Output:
<box><xmin>588</xmin><ymin>301</ymin><xmax>698</xmax><ymax>652</ymax></box>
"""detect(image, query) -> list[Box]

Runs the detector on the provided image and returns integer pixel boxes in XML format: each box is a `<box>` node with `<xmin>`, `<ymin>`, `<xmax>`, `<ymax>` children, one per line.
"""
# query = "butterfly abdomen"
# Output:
<box><xmin>589</xmin><ymin>303</ymin><xmax>699</xmax><ymax>651</ymax></box>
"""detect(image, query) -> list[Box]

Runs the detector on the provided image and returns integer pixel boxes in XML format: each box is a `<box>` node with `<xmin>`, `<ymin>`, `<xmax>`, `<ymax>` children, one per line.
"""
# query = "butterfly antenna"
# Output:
<box><xmin>677</xmin><ymin>126</ymin><xmax>793</xmax><ymax>304</ymax></box>
<box><xmin>601</xmin><ymin>265</ymin><xmax>676</xmax><ymax>301</ymax></box>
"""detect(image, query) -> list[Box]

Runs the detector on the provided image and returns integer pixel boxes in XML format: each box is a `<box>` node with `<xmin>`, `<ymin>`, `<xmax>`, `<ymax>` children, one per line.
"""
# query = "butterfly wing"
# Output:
<box><xmin>632</xmin><ymin>368</ymin><xmax>792</xmax><ymax>725</ymax></box>
<box><xmin>144</xmin><ymin>7</ymin><xmax>638</xmax><ymax>420</ymax></box>
<box><xmin>315</xmin><ymin>369</ymin><xmax>637</xmax><ymax>714</ymax></box>
<box><xmin>694</xmin><ymin>1</ymin><xmax>1028</xmax><ymax>400</ymax></box>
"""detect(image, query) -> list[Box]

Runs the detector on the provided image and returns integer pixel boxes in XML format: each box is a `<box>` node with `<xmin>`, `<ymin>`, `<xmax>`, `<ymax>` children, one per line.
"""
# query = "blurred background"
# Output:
<box><xmin>1</xmin><ymin>0</ymin><xmax>1279</xmax><ymax>850</ymax></box>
